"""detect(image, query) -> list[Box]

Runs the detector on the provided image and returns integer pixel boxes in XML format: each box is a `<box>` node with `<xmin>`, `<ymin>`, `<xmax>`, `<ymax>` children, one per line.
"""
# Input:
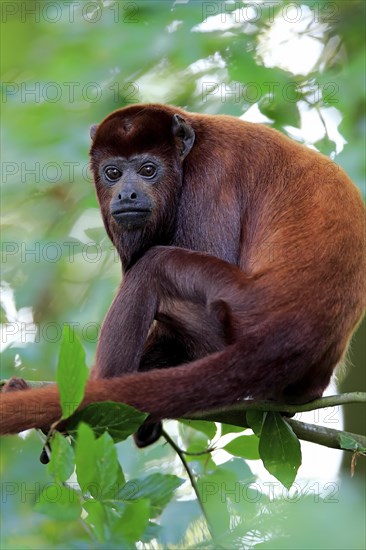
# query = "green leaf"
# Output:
<box><xmin>112</xmin><ymin>499</ymin><xmax>150</xmax><ymax>542</ymax></box>
<box><xmin>114</xmin><ymin>462</ymin><xmax>127</xmax><ymax>495</ymax></box>
<box><xmin>35</xmin><ymin>483</ymin><xmax>81</xmax><ymax>521</ymax></box>
<box><xmin>94</xmin><ymin>431</ymin><xmax>120</xmax><ymax>499</ymax></box>
<box><xmin>185</xmin><ymin>446</ymin><xmax>216</xmax><ymax>472</ymax></box>
<box><xmin>75</xmin><ymin>422</ymin><xmax>97</xmax><ymax>495</ymax></box>
<box><xmin>247</xmin><ymin>410</ymin><xmax>265</xmax><ymax>437</ymax></box>
<box><xmin>159</xmin><ymin>500</ymin><xmax>201</xmax><ymax>546</ymax></box>
<box><xmin>185</xmin><ymin>437</ymin><xmax>216</xmax><ymax>471</ymax></box>
<box><xmin>179</xmin><ymin>419</ymin><xmax>217</xmax><ymax>440</ymax></box>
<box><xmin>195</xmin><ymin>458</ymin><xmax>255</xmax><ymax>535</ymax></box>
<box><xmin>179</xmin><ymin>424</ymin><xmax>216</xmax><ymax>470</ymax></box>
<box><xmin>221</xmin><ymin>423</ymin><xmax>247</xmax><ymax>436</ymax></box>
<box><xmin>260</xmin><ymin>95</ymin><xmax>301</xmax><ymax>129</ymax></box>
<box><xmin>220</xmin><ymin>457</ymin><xmax>254</xmax><ymax>483</ymax></box>
<box><xmin>66</xmin><ymin>401</ymin><xmax>147</xmax><ymax>442</ymax></box>
<box><xmin>116</xmin><ymin>473</ymin><xmax>184</xmax><ymax>518</ymax></box>
<box><xmin>75</xmin><ymin>423</ymin><xmax>122</xmax><ymax>501</ymax></box>
<box><xmin>197</xmin><ymin>467</ymin><xmax>238</xmax><ymax>537</ymax></box>
<box><xmin>340</xmin><ymin>434</ymin><xmax>366</xmax><ymax>452</ymax></box>
<box><xmin>47</xmin><ymin>432</ymin><xmax>75</xmax><ymax>482</ymax></box>
<box><xmin>258</xmin><ymin>412</ymin><xmax>302</xmax><ymax>489</ymax></box>
<box><xmin>56</xmin><ymin>325</ymin><xmax>89</xmax><ymax>418</ymax></box>
<box><xmin>140</xmin><ymin>521</ymin><xmax>162</xmax><ymax>543</ymax></box>
<box><xmin>83</xmin><ymin>500</ymin><xmax>107</xmax><ymax>542</ymax></box>
<box><xmin>224</xmin><ymin>434</ymin><xmax>260</xmax><ymax>460</ymax></box>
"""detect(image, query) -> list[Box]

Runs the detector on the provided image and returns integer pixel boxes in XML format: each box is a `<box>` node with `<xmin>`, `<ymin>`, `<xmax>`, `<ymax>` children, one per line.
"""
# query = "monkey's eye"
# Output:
<box><xmin>139</xmin><ymin>164</ymin><xmax>157</xmax><ymax>178</ymax></box>
<box><xmin>104</xmin><ymin>166</ymin><xmax>122</xmax><ymax>182</ymax></box>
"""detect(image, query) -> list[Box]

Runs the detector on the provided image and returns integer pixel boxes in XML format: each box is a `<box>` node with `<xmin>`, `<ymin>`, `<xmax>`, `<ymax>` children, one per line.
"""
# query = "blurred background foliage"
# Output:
<box><xmin>1</xmin><ymin>0</ymin><xmax>365</xmax><ymax>548</ymax></box>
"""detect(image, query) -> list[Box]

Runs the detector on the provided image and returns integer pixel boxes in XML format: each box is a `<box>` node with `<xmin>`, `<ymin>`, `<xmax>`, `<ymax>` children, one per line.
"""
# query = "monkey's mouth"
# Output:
<box><xmin>111</xmin><ymin>209</ymin><xmax>151</xmax><ymax>229</ymax></box>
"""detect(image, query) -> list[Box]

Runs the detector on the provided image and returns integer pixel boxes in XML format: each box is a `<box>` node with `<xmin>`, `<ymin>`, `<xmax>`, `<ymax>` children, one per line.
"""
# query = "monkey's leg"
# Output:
<box><xmin>93</xmin><ymin>245</ymin><xmax>253</xmax><ymax>378</ymax></box>
<box><xmin>133</xmin><ymin>324</ymin><xmax>188</xmax><ymax>447</ymax></box>
<box><xmin>134</xmin><ymin>299</ymin><xmax>237</xmax><ymax>446</ymax></box>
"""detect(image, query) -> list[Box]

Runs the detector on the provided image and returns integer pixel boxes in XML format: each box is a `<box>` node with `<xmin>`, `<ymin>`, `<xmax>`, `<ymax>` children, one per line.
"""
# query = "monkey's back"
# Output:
<box><xmin>178</xmin><ymin>108</ymin><xmax>366</xmax><ymax>369</ymax></box>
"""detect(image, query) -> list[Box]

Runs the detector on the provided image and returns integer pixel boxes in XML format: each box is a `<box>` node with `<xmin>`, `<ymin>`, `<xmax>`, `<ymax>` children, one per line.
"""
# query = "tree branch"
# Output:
<box><xmin>187</xmin><ymin>392</ymin><xmax>366</xmax><ymax>420</ymax></box>
<box><xmin>1</xmin><ymin>380</ymin><xmax>365</xmax><ymax>453</ymax></box>
<box><xmin>285</xmin><ymin>419</ymin><xmax>366</xmax><ymax>452</ymax></box>
<box><xmin>185</xmin><ymin>393</ymin><xmax>366</xmax><ymax>453</ymax></box>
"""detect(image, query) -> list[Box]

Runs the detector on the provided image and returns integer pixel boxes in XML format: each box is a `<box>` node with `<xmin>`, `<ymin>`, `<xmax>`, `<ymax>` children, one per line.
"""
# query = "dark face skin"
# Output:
<box><xmin>99</xmin><ymin>154</ymin><xmax>165</xmax><ymax>231</ymax></box>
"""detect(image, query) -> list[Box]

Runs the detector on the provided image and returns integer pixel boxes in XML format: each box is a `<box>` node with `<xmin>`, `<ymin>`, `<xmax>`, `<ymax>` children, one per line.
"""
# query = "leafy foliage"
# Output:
<box><xmin>39</xmin><ymin>421</ymin><xmax>185</xmax><ymax>545</ymax></box>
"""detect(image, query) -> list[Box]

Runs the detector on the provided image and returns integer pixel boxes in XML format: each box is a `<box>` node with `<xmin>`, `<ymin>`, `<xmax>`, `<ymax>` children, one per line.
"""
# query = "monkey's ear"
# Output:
<box><xmin>172</xmin><ymin>114</ymin><xmax>195</xmax><ymax>159</ymax></box>
<box><xmin>90</xmin><ymin>124</ymin><xmax>98</xmax><ymax>140</ymax></box>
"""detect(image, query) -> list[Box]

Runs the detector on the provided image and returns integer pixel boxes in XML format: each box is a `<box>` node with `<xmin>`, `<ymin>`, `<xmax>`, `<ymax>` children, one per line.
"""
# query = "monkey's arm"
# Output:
<box><xmin>91</xmin><ymin>246</ymin><xmax>256</xmax><ymax>379</ymax></box>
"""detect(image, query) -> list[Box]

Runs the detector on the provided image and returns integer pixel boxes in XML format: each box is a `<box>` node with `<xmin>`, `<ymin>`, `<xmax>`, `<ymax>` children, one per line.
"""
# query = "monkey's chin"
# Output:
<box><xmin>112</xmin><ymin>211</ymin><xmax>151</xmax><ymax>230</ymax></box>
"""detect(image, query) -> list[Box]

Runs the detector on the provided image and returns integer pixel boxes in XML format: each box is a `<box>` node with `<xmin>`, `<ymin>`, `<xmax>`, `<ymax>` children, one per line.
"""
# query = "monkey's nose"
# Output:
<box><xmin>118</xmin><ymin>190</ymin><xmax>138</xmax><ymax>202</ymax></box>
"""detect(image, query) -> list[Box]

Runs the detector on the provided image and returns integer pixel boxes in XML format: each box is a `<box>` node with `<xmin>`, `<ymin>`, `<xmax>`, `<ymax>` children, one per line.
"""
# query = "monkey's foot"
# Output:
<box><xmin>2</xmin><ymin>377</ymin><xmax>30</xmax><ymax>392</ymax></box>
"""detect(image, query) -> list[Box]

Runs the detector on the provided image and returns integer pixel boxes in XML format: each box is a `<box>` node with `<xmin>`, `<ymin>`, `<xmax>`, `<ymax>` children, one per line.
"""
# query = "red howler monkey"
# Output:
<box><xmin>1</xmin><ymin>104</ymin><xmax>365</xmax><ymax>445</ymax></box>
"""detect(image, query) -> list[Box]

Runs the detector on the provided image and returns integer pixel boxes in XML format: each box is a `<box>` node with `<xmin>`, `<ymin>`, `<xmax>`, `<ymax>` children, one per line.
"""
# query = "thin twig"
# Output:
<box><xmin>162</xmin><ymin>428</ymin><xmax>214</xmax><ymax>540</ymax></box>
<box><xmin>182</xmin><ymin>447</ymin><xmax>216</xmax><ymax>456</ymax></box>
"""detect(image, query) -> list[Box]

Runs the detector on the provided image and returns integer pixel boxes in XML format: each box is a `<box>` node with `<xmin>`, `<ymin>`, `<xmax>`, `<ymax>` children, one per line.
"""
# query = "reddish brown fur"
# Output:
<box><xmin>1</xmin><ymin>104</ymin><xmax>365</xmax><ymax>435</ymax></box>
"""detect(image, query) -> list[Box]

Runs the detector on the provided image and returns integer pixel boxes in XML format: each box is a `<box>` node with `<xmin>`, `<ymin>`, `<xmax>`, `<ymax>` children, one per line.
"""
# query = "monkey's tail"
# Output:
<box><xmin>0</xmin><ymin>336</ymin><xmax>332</xmax><ymax>435</ymax></box>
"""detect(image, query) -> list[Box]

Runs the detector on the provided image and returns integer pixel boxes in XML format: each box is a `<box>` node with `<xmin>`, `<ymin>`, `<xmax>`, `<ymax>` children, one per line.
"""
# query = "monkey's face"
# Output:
<box><xmin>98</xmin><ymin>154</ymin><xmax>164</xmax><ymax>231</ymax></box>
<box><xmin>89</xmin><ymin>105</ymin><xmax>195</xmax><ymax>239</ymax></box>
